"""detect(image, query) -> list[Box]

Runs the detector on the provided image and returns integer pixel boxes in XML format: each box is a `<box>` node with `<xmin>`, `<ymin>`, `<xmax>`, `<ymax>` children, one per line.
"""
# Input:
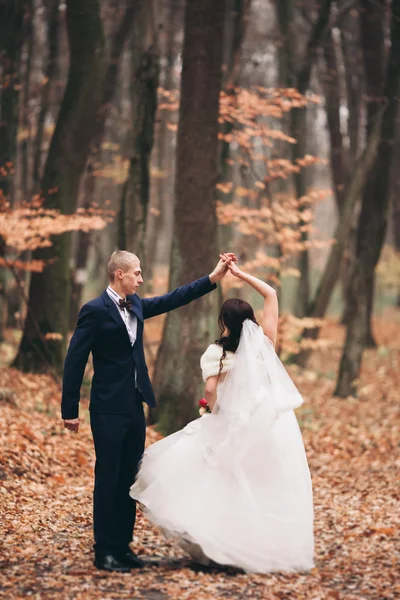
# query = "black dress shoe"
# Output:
<box><xmin>122</xmin><ymin>550</ymin><xmax>146</xmax><ymax>568</ymax></box>
<box><xmin>94</xmin><ymin>553</ymin><xmax>131</xmax><ymax>573</ymax></box>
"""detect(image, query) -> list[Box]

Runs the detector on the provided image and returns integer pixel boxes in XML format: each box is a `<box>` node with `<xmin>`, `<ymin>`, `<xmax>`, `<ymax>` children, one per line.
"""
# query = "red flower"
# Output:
<box><xmin>199</xmin><ymin>398</ymin><xmax>208</xmax><ymax>408</ymax></box>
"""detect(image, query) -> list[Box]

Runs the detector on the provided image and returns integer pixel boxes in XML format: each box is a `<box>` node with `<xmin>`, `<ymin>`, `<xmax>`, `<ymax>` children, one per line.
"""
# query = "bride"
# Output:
<box><xmin>130</xmin><ymin>257</ymin><xmax>314</xmax><ymax>573</ymax></box>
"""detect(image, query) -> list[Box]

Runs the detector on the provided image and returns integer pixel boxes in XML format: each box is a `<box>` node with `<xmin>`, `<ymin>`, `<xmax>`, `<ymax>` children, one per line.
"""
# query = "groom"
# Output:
<box><xmin>61</xmin><ymin>250</ymin><xmax>234</xmax><ymax>572</ymax></box>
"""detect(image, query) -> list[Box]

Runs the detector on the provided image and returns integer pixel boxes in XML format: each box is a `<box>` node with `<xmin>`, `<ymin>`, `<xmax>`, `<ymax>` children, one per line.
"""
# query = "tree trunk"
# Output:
<box><xmin>13</xmin><ymin>0</ymin><xmax>106</xmax><ymax>373</ymax></box>
<box><xmin>93</xmin><ymin>1</ymin><xmax>139</xmax><ymax>149</ymax></box>
<box><xmin>294</xmin><ymin>107</ymin><xmax>384</xmax><ymax>366</ymax></box>
<box><xmin>0</xmin><ymin>236</ymin><xmax>6</xmax><ymax>341</ymax></box>
<box><xmin>334</xmin><ymin>3</ymin><xmax>363</xmax><ymax>319</ymax></box>
<box><xmin>342</xmin><ymin>0</ymin><xmax>386</xmax><ymax>338</ymax></box>
<box><xmin>152</xmin><ymin>0</ymin><xmax>226</xmax><ymax>435</ymax></box>
<box><xmin>20</xmin><ymin>18</ymin><xmax>33</xmax><ymax>202</ymax></box>
<box><xmin>69</xmin><ymin>162</ymin><xmax>95</xmax><ymax>329</ymax></box>
<box><xmin>322</xmin><ymin>28</ymin><xmax>348</xmax><ymax>212</ymax></box>
<box><xmin>216</xmin><ymin>0</ymin><xmax>252</xmax><ymax>257</ymax></box>
<box><xmin>145</xmin><ymin>0</ymin><xmax>184</xmax><ymax>291</ymax></box>
<box><xmin>309</xmin><ymin>109</ymin><xmax>383</xmax><ymax>321</ymax></box>
<box><xmin>358</xmin><ymin>0</ymin><xmax>386</xmax><ymax>347</ymax></box>
<box><xmin>68</xmin><ymin>1</ymin><xmax>139</xmax><ymax>317</ymax></box>
<box><xmin>222</xmin><ymin>0</ymin><xmax>251</xmax><ymax>89</ymax></box>
<box><xmin>276</xmin><ymin>0</ymin><xmax>297</xmax><ymax>89</ymax></box>
<box><xmin>119</xmin><ymin>0</ymin><xmax>160</xmax><ymax>265</ymax></box>
<box><xmin>335</xmin><ymin>0</ymin><xmax>400</xmax><ymax>397</ymax></box>
<box><xmin>0</xmin><ymin>0</ymin><xmax>31</xmax><ymax>203</ymax></box>
<box><xmin>391</xmin><ymin>116</ymin><xmax>400</xmax><ymax>305</ymax></box>
<box><xmin>33</xmin><ymin>0</ymin><xmax>61</xmax><ymax>191</ymax></box>
<box><xmin>338</xmin><ymin>0</ymin><xmax>363</xmax><ymax>161</ymax></box>
<box><xmin>0</xmin><ymin>0</ymin><xmax>32</xmax><ymax>341</ymax></box>
<box><xmin>288</xmin><ymin>0</ymin><xmax>333</xmax><ymax>317</ymax></box>
<box><xmin>296</xmin><ymin>0</ymin><xmax>384</xmax><ymax>365</ymax></box>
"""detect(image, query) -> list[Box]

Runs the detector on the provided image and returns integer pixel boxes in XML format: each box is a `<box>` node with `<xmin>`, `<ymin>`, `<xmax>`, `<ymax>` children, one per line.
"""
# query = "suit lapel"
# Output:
<box><xmin>101</xmin><ymin>291</ymin><xmax>131</xmax><ymax>342</ymax></box>
<box><xmin>127</xmin><ymin>294</ymin><xmax>143</xmax><ymax>324</ymax></box>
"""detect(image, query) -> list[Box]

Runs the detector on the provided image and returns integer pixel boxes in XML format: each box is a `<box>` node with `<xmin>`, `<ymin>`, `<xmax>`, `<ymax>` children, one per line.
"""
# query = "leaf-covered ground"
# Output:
<box><xmin>0</xmin><ymin>316</ymin><xmax>399</xmax><ymax>599</ymax></box>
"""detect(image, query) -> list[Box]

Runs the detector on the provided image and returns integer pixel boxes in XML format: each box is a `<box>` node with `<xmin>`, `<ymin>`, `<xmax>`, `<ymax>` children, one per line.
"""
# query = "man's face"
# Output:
<box><xmin>119</xmin><ymin>260</ymin><xmax>143</xmax><ymax>296</ymax></box>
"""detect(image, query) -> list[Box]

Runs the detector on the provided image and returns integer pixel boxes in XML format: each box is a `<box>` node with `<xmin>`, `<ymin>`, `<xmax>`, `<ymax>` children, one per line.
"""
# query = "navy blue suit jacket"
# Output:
<box><xmin>61</xmin><ymin>275</ymin><xmax>217</xmax><ymax>419</ymax></box>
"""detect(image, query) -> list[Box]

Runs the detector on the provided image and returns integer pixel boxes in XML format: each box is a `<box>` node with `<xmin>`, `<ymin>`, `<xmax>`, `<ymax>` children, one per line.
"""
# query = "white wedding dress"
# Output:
<box><xmin>130</xmin><ymin>320</ymin><xmax>314</xmax><ymax>573</ymax></box>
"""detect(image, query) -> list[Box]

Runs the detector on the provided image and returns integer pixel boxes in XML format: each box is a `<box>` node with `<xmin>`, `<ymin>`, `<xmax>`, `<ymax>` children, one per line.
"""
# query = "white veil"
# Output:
<box><xmin>200</xmin><ymin>319</ymin><xmax>304</xmax><ymax>469</ymax></box>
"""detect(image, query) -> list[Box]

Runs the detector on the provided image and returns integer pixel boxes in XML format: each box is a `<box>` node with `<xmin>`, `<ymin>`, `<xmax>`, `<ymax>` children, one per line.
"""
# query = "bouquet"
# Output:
<box><xmin>198</xmin><ymin>398</ymin><xmax>211</xmax><ymax>416</ymax></box>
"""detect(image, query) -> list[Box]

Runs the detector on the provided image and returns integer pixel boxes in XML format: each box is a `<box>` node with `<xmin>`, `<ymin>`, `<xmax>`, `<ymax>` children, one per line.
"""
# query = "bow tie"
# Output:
<box><xmin>119</xmin><ymin>298</ymin><xmax>132</xmax><ymax>311</ymax></box>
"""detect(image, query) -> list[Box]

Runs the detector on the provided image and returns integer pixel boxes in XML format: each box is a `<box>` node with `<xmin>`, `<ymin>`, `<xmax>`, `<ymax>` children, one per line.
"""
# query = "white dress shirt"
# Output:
<box><xmin>106</xmin><ymin>285</ymin><xmax>137</xmax><ymax>347</ymax></box>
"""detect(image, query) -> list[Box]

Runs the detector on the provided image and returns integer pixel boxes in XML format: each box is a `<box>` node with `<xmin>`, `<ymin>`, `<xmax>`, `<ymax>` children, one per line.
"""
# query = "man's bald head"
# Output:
<box><xmin>107</xmin><ymin>251</ymin><xmax>140</xmax><ymax>283</ymax></box>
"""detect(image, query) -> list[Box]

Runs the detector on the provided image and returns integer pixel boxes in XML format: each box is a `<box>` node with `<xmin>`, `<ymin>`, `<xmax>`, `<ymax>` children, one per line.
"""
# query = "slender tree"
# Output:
<box><xmin>334</xmin><ymin>3</ymin><xmax>363</xmax><ymax>330</ymax></box>
<box><xmin>19</xmin><ymin>15</ymin><xmax>33</xmax><ymax>202</ymax></box>
<box><xmin>310</xmin><ymin>109</ymin><xmax>383</xmax><ymax>323</ymax></box>
<box><xmin>217</xmin><ymin>0</ymin><xmax>252</xmax><ymax>225</ymax></box>
<box><xmin>119</xmin><ymin>0</ymin><xmax>160</xmax><ymax>264</ymax></box>
<box><xmin>145</xmin><ymin>0</ymin><xmax>182</xmax><ymax>287</ymax></box>
<box><xmin>69</xmin><ymin>162</ymin><xmax>95</xmax><ymax>329</ymax></box>
<box><xmin>70</xmin><ymin>0</ymin><xmax>140</xmax><ymax>317</ymax></box>
<box><xmin>293</xmin><ymin>1</ymin><xmax>388</xmax><ymax>365</ymax></box>
<box><xmin>152</xmin><ymin>0</ymin><xmax>226</xmax><ymax>434</ymax></box>
<box><xmin>338</xmin><ymin>0</ymin><xmax>363</xmax><ymax>162</ymax></box>
<box><xmin>335</xmin><ymin>0</ymin><xmax>400</xmax><ymax>397</ymax></box>
<box><xmin>357</xmin><ymin>0</ymin><xmax>386</xmax><ymax>346</ymax></box>
<box><xmin>321</xmin><ymin>27</ymin><xmax>349</xmax><ymax>213</ymax></box>
<box><xmin>0</xmin><ymin>0</ymin><xmax>32</xmax><ymax>340</ymax></box>
<box><xmin>13</xmin><ymin>0</ymin><xmax>106</xmax><ymax>372</ymax></box>
<box><xmin>0</xmin><ymin>0</ymin><xmax>32</xmax><ymax>203</ymax></box>
<box><xmin>391</xmin><ymin>117</ymin><xmax>400</xmax><ymax>306</ymax></box>
<box><xmin>277</xmin><ymin>0</ymin><xmax>333</xmax><ymax>317</ymax></box>
<box><xmin>222</xmin><ymin>0</ymin><xmax>252</xmax><ymax>89</ymax></box>
<box><xmin>33</xmin><ymin>0</ymin><xmax>61</xmax><ymax>191</ymax></box>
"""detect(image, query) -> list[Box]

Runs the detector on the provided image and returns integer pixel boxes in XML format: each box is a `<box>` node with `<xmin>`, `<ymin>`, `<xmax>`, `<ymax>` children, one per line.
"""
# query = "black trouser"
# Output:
<box><xmin>90</xmin><ymin>395</ymin><xmax>146</xmax><ymax>555</ymax></box>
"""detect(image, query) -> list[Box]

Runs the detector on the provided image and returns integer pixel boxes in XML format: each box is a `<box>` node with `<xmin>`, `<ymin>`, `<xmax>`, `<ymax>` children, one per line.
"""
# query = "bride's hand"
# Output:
<box><xmin>227</xmin><ymin>260</ymin><xmax>242</xmax><ymax>278</ymax></box>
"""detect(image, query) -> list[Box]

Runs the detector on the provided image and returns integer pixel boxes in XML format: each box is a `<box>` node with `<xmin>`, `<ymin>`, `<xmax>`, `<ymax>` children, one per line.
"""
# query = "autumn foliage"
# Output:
<box><xmin>0</xmin><ymin>315</ymin><xmax>398</xmax><ymax>599</ymax></box>
<box><xmin>0</xmin><ymin>198</ymin><xmax>113</xmax><ymax>273</ymax></box>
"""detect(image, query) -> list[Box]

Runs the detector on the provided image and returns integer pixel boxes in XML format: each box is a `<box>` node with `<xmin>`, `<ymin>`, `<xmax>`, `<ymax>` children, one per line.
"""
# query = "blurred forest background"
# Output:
<box><xmin>0</xmin><ymin>0</ymin><xmax>400</xmax><ymax>433</ymax></box>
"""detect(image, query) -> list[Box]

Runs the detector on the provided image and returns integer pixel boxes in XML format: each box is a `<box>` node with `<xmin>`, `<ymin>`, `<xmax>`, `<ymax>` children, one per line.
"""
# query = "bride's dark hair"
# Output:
<box><xmin>216</xmin><ymin>298</ymin><xmax>258</xmax><ymax>375</ymax></box>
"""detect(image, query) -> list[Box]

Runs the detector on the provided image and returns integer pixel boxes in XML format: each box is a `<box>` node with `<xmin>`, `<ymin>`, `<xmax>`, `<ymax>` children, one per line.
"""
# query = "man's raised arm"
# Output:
<box><xmin>141</xmin><ymin>254</ymin><xmax>236</xmax><ymax>320</ymax></box>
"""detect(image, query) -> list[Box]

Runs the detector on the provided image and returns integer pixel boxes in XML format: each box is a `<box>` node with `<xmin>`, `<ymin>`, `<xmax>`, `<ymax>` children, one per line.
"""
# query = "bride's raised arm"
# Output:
<box><xmin>223</xmin><ymin>255</ymin><xmax>279</xmax><ymax>345</ymax></box>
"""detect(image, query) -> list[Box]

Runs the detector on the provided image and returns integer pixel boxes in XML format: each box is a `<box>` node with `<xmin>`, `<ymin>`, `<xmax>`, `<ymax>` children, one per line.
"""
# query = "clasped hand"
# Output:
<box><xmin>209</xmin><ymin>252</ymin><xmax>238</xmax><ymax>283</ymax></box>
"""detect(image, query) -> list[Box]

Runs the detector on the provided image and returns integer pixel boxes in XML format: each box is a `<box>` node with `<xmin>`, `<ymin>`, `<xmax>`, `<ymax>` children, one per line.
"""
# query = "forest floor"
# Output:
<box><xmin>0</xmin><ymin>315</ymin><xmax>399</xmax><ymax>600</ymax></box>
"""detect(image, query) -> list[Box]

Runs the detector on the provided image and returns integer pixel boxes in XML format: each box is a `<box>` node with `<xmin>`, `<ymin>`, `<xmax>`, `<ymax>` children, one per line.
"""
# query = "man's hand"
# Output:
<box><xmin>209</xmin><ymin>253</ymin><xmax>237</xmax><ymax>284</ymax></box>
<box><xmin>63</xmin><ymin>418</ymin><xmax>79</xmax><ymax>433</ymax></box>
